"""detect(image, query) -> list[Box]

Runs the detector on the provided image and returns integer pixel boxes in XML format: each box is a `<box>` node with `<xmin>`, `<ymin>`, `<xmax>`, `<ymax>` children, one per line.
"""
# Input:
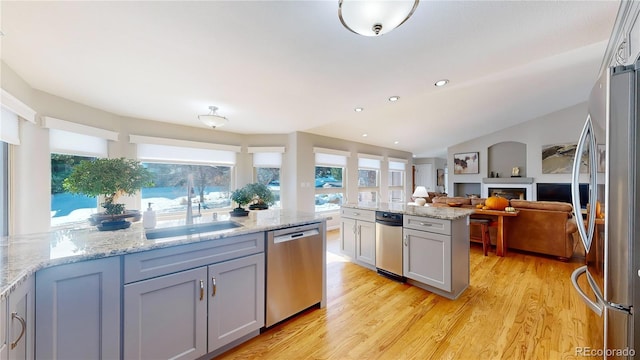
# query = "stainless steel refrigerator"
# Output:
<box><xmin>571</xmin><ymin>61</ymin><xmax>639</xmax><ymax>358</ymax></box>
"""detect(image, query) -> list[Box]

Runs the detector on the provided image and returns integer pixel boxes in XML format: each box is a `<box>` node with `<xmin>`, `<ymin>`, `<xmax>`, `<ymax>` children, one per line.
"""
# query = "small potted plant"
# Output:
<box><xmin>230</xmin><ymin>187</ymin><xmax>252</xmax><ymax>217</ymax></box>
<box><xmin>246</xmin><ymin>183</ymin><xmax>275</xmax><ymax>210</ymax></box>
<box><xmin>63</xmin><ymin>158</ymin><xmax>154</xmax><ymax>230</ymax></box>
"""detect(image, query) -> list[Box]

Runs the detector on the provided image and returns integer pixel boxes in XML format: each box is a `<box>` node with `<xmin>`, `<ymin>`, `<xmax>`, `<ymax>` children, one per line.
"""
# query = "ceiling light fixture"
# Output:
<box><xmin>198</xmin><ymin>106</ymin><xmax>228</xmax><ymax>129</ymax></box>
<box><xmin>394</xmin><ymin>141</ymin><xmax>399</xmax><ymax>144</ymax></box>
<box><xmin>338</xmin><ymin>0</ymin><xmax>419</xmax><ymax>37</ymax></box>
<box><xmin>389</xmin><ymin>96</ymin><xmax>400</xmax><ymax>102</ymax></box>
<box><xmin>362</xmin><ymin>133</ymin><xmax>368</xmax><ymax>137</ymax></box>
<box><xmin>354</xmin><ymin>107</ymin><xmax>364</xmax><ymax>112</ymax></box>
<box><xmin>435</xmin><ymin>79</ymin><xmax>449</xmax><ymax>87</ymax></box>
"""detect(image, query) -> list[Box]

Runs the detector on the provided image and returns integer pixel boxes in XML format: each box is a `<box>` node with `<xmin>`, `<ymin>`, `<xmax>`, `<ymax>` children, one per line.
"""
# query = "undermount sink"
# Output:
<box><xmin>145</xmin><ymin>221</ymin><xmax>242</xmax><ymax>239</ymax></box>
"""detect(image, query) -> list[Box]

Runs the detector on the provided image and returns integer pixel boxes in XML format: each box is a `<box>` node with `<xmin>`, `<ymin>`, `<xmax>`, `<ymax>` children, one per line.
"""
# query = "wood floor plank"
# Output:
<box><xmin>217</xmin><ymin>230</ymin><xmax>597</xmax><ymax>359</ymax></box>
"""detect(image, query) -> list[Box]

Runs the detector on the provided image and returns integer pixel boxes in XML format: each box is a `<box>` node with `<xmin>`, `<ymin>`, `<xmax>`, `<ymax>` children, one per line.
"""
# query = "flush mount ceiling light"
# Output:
<box><xmin>354</xmin><ymin>107</ymin><xmax>364</xmax><ymax>112</ymax></box>
<box><xmin>198</xmin><ymin>106</ymin><xmax>228</xmax><ymax>129</ymax></box>
<box><xmin>388</xmin><ymin>96</ymin><xmax>400</xmax><ymax>102</ymax></box>
<box><xmin>338</xmin><ymin>0</ymin><xmax>419</xmax><ymax>37</ymax></box>
<box><xmin>435</xmin><ymin>79</ymin><xmax>449</xmax><ymax>87</ymax></box>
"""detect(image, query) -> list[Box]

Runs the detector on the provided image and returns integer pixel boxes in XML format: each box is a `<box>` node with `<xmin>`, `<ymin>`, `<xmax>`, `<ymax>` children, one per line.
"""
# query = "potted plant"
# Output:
<box><xmin>246</xmin><ymin>182</ymin><xmax>275</xmax><ymax>210</ymax></box>
<box><xmin>230</xmin><ymin>186</ymin><xmax>252</xmax><ymax>217</ymax></box>
<box><xmin>63</xmin><ymin>157</ymin><xmax>154</xmax><ymax>230</ymax></box>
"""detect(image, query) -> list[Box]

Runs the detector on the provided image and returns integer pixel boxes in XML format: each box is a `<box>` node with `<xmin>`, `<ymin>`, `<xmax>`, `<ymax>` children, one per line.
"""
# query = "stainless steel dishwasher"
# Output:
<box><xmin>375</xmin><ymin>211</ymin><xmax>405</xmax><ymax>282</ymax></box>
<box><xmin>266</xmin><ymin>223</ymin><xmax>323</xmax><ymax>327</ymax></box>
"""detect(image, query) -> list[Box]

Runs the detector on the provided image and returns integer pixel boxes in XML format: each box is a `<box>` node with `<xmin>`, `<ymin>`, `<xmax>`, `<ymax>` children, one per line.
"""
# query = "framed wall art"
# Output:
<box><xmin>453</xmin><ymin>152</ymin><xmax>479</xmax><ymax>174</ymax></box>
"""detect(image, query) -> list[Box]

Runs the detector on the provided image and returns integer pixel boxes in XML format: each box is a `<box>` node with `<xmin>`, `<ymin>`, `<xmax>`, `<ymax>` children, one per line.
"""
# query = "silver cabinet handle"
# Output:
<box><xmin>352</xmin><ymin>212</ymin><xmax>360</xmax><ymax>216</ymax></box>
<box><xmin>211</xmin><ymin>277</ymin><xmax>217</xmax><ymax>297</ymax></box>
<box><xmin>199</xmin><ymin>280</ymin><xmax>204</xmax><ymax>301</ymax></box>
<box><xmin>357</xmin><ymin>224</ymin><xmax>361</xmax><ymax>237</ymax></box>
<box><xmin>10</xmin><ymin>312</ymin><xmax>26</xmax><ymax>350</ymax></box>
<box><xmin>419</xmin><ymin>222</ymin><xmax>433</xmax><ymax>227</ymax></box>
<box><xmin>404</xmin><ymin>235</ymin><xmax>408</xmax><ymax>247</ymax></box>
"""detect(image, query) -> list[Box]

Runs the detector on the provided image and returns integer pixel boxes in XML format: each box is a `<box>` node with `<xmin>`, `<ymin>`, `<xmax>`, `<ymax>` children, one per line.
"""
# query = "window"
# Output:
<box><xmin>131</xmin><ymin>135</ymin><xmax>240</xmax><ymax>217</ymax></box>
<box><xmin>389</xmin><ymin>159</ymin><xmax>407</xmax><ymax>203</ymax></box>
<box><xmin>250</xmin><ymin>148</ymin><xmax>284</xmax><ymax>208</ymax></box>
<box><xmin>141</xmin><ymin>163</ymin><xmax>232</xmax><ymax>215</ymax></box>
<box><xmin>314</xmin><ymin>148</ymin><xmax>349</xmax><ymax>212</ymax></box>
<box><xmin>44</xmin><ymin>117</ymin><xmax>119</xmax><ymax>227</ymax></box>
<box><xmin>50</xmin><ymin>154</ymin><xmax>98</xmax><ymax>226</ymax></box>
<box><xmin>358</xmin><ymin>155</ymin><xmax>381</xmax><ymax>203</ymax></box>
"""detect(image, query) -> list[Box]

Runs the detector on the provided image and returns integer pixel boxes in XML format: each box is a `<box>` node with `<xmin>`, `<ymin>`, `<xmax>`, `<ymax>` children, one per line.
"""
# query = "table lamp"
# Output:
<box><xmin>412</xmin><ymin>186</ymin><xmax>429</xmax><ymax>206</ymax></box>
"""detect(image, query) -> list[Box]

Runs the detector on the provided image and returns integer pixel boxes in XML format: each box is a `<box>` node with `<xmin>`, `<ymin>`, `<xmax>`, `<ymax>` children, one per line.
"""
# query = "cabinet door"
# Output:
<box><xmin>208</xmin><ymin>253</ymin><xmax>265</xmax><ymax>351</ymax></box>
<box><xmin>403</xmin><ymin>228</ymin><xmax>451</xmax><ymax>292</ymax></box>
<box><xmin>7</xmin><ymin>276</ymin><xmax>33</xmax><ymax>360</ymax></box>
<box><xmin>356</xmin><ymin>220</ymin><xmax>376</xmax><ymax>266</ymax></box>
<box><xmin>36</xmin><ymin>257</ymin><xmax>120</xmax><ymax>360</ymax></box>
<box><xmin>340</xmin><ymin>218</ymin><xmax>357</xmax><ymax>258</ymax></box>
<box><xmin>124</xmin><ymin>266</ymin><xmax>207</xmax><ymax>360</ymax></box>
<box><xmin>0</xmin><ymin>293</ymin><xmax>7</xmax><ymax>360</ymax></box>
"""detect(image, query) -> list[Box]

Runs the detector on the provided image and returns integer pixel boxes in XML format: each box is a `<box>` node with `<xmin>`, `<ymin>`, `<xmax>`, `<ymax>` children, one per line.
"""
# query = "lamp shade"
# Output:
<box><xmin>412</xmin><ymin>186</ymin><xmax>428</xmax><ymax>198</ymax></box>
<box><xmin>198</xmin><ymin>106</ymin><xmax>228</xmax><ymax>129</ymax></box>
<box><xmin>338</xmin><ymin>0</ymin><xmax>420</xmax><ymax>37</ymax></box>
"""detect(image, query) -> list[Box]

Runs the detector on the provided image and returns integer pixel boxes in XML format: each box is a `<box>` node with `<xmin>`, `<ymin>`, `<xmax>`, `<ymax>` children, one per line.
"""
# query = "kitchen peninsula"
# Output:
<box><xmin>340</xmin><ymin>203</ymin><xmax>473</xmax><ymax>300</ymax></box>
<box><xmin>0</xmin><ymin>210</ymin><xmax>327</xmax><ymax>360</ymax></box>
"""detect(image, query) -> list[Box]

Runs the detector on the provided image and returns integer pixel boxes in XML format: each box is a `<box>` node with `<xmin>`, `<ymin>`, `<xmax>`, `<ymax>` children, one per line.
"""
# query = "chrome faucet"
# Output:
<box><xmin>186</xmin><ymin>174</ymin><xmax>194</xmax><ymax>225</ymax></box>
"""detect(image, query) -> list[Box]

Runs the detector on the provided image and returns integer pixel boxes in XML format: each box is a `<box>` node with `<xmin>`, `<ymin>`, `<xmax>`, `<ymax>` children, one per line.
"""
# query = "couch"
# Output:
<box><xmin>430</xmin><ymin>197</ymin><xmax>578</xmax><ymax>260</ymax></box>
<box><xmin>505</xmin><ymin>200</ymin><xmax>578</xmax><ymax>260</ymax></box>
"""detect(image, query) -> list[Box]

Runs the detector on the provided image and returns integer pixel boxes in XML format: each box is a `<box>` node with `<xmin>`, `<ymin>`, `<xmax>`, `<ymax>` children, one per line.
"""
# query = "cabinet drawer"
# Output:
<box><xmin>124</xmin><ymin>232</ymin><xmax>264</xmax><ymax>284</ymax></box>
<box><xmin>340</xmin><ymin>208</ymin><xmax>375</xmax><ymax>222</ymax></box>
<box><xmin>403</xmin><ymin>215</ymin><xmax>451</xmax><ymax>235</ymax></box>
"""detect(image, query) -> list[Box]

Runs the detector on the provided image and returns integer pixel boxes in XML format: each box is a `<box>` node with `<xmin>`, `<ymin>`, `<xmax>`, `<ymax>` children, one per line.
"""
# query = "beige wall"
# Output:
<box><xmin>1</xmin><ymin>61</ymin><xmax>412</xmax><ymax>234</ymax></box>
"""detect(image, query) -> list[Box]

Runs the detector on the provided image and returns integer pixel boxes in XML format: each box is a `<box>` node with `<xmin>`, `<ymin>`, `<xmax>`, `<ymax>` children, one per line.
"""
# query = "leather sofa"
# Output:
<box><xmin>430</xmin><ymin>197</ymin><xmax>578</xmax><ymax>260</ymax></box>
<box><xmin>505</xmin><ymin>200</ymin><xmax>578</xmax><ymax>260</ymax></box>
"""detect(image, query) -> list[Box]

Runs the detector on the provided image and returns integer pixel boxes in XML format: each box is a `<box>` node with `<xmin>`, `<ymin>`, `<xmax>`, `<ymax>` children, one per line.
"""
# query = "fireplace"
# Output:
<box><xmin>488</xmin><ymin>187</ymin><xmax>526</xmax><ymax>200</ymax></box>
<box><xmin>481</xmin><ymin>177</ymin><xmax>534</xmax><ymax>200</ymax></box>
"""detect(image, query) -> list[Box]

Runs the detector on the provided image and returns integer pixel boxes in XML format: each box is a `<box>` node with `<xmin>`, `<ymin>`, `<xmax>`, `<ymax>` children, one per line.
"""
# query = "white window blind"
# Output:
<box><xmin>389</xmin><ymin>158</ymin><xmax>407</xmax><ymax>170</ymax></box>
<box><xmin>248</xmin><ymin>146</ymin><xmax>284</xmax><ymax>167</ymax></box>
<box><xmin>0</xmin><ymin>108</ymin><xmax>20</xmax><ymax>145</ymax></box>
<box><xmin>131</xmin><ymin>135</ymin><xmax>240</xmax><ymax>165</ymax></box>
<box><xmin>44</xmin><ymin>117</ymin><xmax>118</xmax><ymax>157</ymax></box>
<box><xmin>358</xmin><ymin>154</ymin><xmax>382</xmax><ymax>169</ymax></box>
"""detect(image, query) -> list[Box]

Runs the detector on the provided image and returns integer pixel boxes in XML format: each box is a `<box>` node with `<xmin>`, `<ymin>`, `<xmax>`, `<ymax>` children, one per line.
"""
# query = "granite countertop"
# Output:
<box><xmin>341</xmin><ymin>202</ymin><xmax>475</xmax><ymax>220</ymax></box>
<box><xmin>0</xmin><ymin>209</ymin><xmax>324</xmax><ymax>299</ymax></box>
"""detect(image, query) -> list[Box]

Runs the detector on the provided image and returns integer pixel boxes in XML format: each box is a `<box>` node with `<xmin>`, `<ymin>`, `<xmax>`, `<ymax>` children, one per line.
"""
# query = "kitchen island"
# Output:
<box><xmin>341</xmin><ymin>203</ymin><xmax>473</xmax><ymax>300</ymax></box>
<box><xmin>0</xmin><ymin>209</ymin><xmax>327</xmax><ymax>360</ymax></box>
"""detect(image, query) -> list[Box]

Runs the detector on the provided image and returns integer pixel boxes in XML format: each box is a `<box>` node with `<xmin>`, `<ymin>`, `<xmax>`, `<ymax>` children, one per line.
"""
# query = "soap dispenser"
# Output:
<box><xmin>143</xmin><ymin>202</ymin><xmax>156</xmax><ymax>229</ymax></box>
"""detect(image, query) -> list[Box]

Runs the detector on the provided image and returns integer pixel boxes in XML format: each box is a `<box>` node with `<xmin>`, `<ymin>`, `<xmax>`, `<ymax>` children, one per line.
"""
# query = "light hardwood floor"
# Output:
<box><xmin>217</xmin><ymin>229</ymin><xmax>601</xmax><ymax>359</ymax></box>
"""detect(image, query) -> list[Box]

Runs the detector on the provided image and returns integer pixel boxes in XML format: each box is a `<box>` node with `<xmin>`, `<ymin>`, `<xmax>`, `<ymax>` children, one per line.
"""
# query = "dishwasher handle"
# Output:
<box><xmin>273</xmin><ymin>229</ymin><xmax>320</xmax><ymax>243</ymax></box>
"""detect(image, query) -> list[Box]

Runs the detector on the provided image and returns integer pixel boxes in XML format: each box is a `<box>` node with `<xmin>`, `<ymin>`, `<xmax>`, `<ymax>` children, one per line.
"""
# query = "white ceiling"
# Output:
<box><xmin>0</xmin><ymin>1</ymin><xmax>619</xmax><ymax>157</ymax></box>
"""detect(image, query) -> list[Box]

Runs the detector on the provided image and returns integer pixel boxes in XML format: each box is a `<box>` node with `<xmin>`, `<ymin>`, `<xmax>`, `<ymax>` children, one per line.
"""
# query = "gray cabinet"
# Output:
<box><xmin>0</xmin><ymin>290</ymin><xmax>7</xmax><ymax>360</ymax></box>
<box><xmin>123</xmin><ymin>233</ymin><xmax>265</xmax><ymax>359</ymax></box>
<box><xmin>208</xmin><ymin>253</ymin><xmax>265</xmax><ymax>350</ymax></box>
<box><xmin>7</xmin><ymin>276</ymin><xmax>34</xmax><ymax>360</ymax></box>
<box><xmin>403</xmin><ymin>215</ymin><xmax>469</xmax><ymax>300</ymax></box>
<box><xmin>35</xmin><ymin>256</ymin><xmax>120</xmax><ymax>360</ymax></box>
<box><xmin>123</xmin><ymin>267</ymin><xmax>208</xmax><ymax>359</ymax></box>
<box><xmin>340</xmin><ymin>208</ymin><xmax>376</xmax><ymax>268</ymax></box>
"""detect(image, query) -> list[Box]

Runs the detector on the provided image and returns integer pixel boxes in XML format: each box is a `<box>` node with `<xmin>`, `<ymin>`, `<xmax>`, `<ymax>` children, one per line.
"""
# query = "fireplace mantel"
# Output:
<box><xmin>481</xmin><ymin>177</ymin><xmax>535</xmax><ymax>200</ymax></box>
<box><xmin>482</xmin><ymin>177</ymin><xmax>534</xmax><ymax>184</ymax></box>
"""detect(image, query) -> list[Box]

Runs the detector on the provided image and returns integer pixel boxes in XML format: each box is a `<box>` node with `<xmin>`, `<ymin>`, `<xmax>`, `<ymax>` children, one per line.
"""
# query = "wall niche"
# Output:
<box><xmin>488</xmin><ymin>141</ymin><xmax>526</xmax><ymax>178</ymax></box>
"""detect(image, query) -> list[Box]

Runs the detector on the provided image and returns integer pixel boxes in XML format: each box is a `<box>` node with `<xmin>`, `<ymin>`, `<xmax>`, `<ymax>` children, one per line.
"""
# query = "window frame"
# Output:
<box><xmin>388</xmin><ymin>158</ymin><xmax>407</xmax><ymax>204</ymax></box>
<box><xmin>357</xmin><ymin>155</ymin><xmax>381</xmax><ymax>204</ymax></box>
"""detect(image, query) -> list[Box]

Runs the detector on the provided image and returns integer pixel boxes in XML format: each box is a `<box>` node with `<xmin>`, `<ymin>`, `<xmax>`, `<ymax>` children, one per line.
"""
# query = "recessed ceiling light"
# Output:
<box><xmin>394</xmin><ymin>140</ymin><xmax>399</xmax><ymax>144</ymax></box>
<box><xmin>435</xmin><ymin>79</ymin><xmax>449</xmax><ymax>87</ymax></box>
<box><xmin>354</xmin><ymin>107</ymin><xmax>363</xmax><ymax>112</ymax></box>
<box><xmin>362</xmin><ymin>133</ymin><xmax>368</xmax><ymax>137</ymax></box>
<box><xmin>388</xmin><ymin>96</ymin><xmax>400</xmax><ymax>102</ymax></box>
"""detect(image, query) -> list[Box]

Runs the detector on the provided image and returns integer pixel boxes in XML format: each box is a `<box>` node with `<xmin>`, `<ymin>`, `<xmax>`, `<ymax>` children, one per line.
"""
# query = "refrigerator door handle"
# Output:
<box><xmin>585</xmin><ymin>269</ymin><xmax>634</xmax><ymax>315</ymax></box>
<box><xmin>571</xmin><ymin>266</ymin><xmax>603</xmax><ymax>316</ymax></box>
<box><xmin>571</xmin><ymin>114</ymin><xmax>598</xmax><ymax>253</ymax></box>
